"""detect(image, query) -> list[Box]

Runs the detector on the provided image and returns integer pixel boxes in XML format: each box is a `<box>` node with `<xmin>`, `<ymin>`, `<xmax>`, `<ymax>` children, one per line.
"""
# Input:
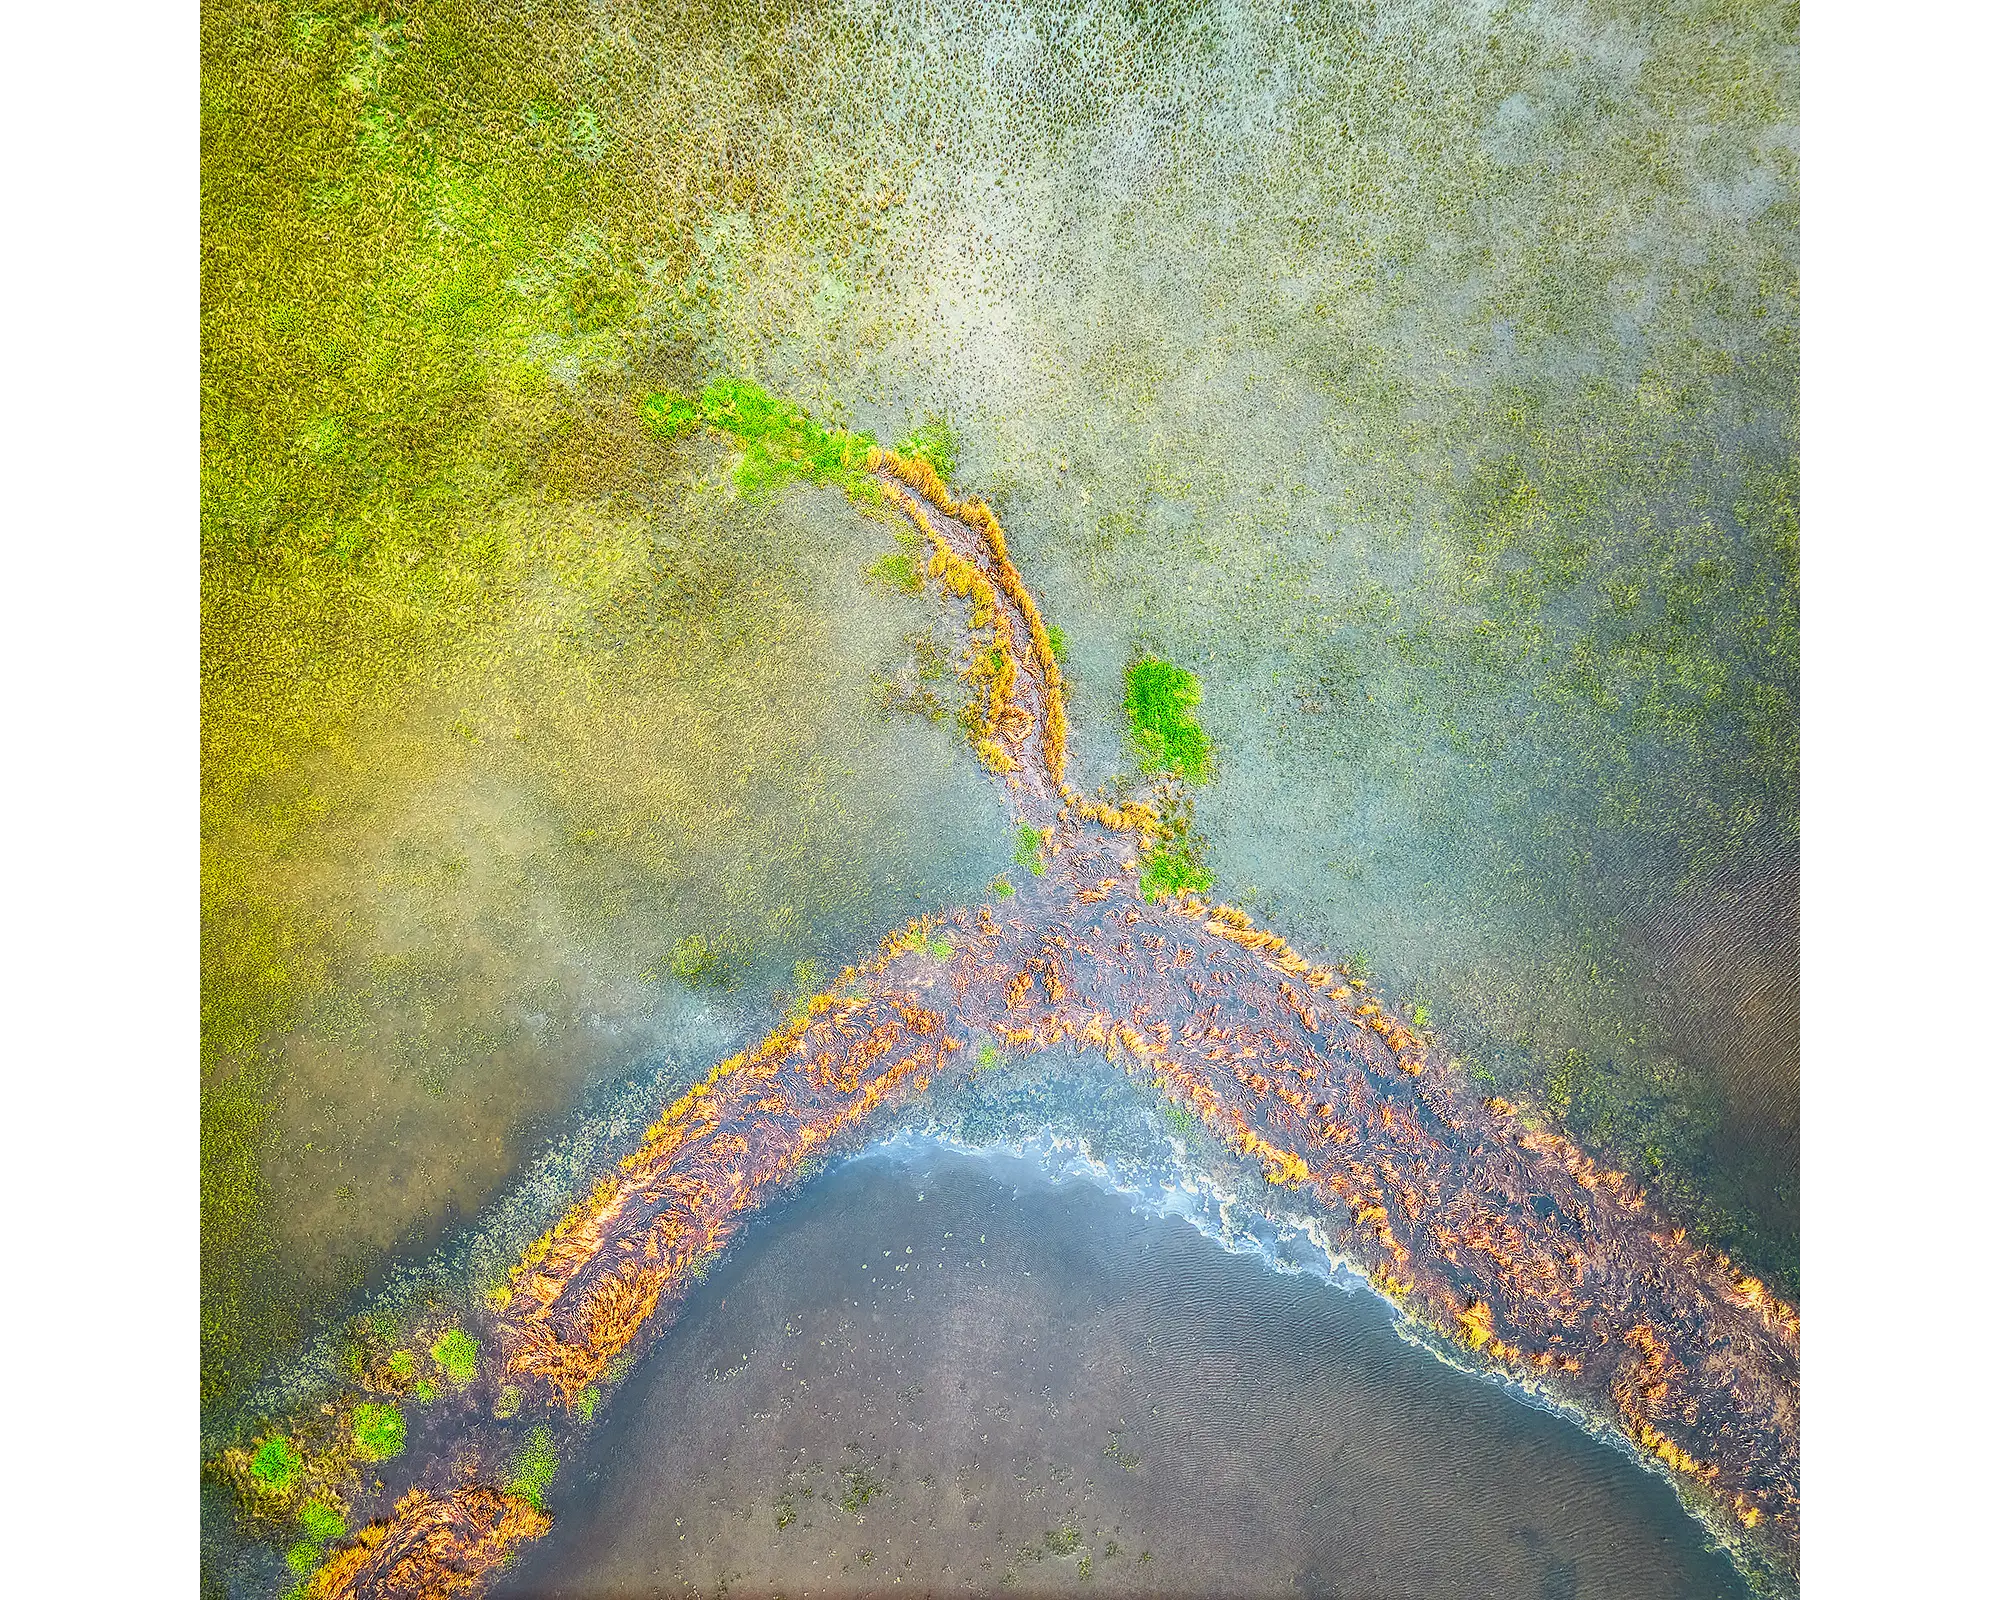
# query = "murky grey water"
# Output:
<box><xmin>497</xmin><ymin>1147</ymin><xmax>1745</xmax><ymax>1599</ymax></box>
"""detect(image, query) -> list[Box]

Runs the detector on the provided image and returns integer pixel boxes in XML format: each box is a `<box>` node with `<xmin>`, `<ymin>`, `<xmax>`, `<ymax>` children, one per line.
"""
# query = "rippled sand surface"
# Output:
<box><xmin>499</xmin><ymin>1148</ymin><xmax>1745</xmax><ymax>1600</ymax></box>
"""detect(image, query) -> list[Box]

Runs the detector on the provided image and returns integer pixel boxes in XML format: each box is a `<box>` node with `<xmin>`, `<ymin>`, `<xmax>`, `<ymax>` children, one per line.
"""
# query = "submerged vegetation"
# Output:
<box><xmin>1014</xmin><ymin>825</ymin><xmax>1048</xmax><ymax>875</ymax></box>
<box><xmin>508</xmin><ymin>1426</ymin><xmax>560</xmax><ymax>1511</ymax></box>
<box><xmin>894</xmin><ymin>416</ymin><xmax>960</xmax><ymax>482</ymax></box>
<box><xmin>249</xmin><ymin>1436</ymin><xmax>302</xmax><ymax>1494</ymax></box>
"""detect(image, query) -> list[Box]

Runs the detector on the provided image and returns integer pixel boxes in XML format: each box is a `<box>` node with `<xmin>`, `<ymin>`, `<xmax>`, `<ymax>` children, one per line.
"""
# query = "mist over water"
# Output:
<box><xmin>499</xmin><ymin>1146</ymin><xmax>1749</xmax><ymax>1599</ymax></box>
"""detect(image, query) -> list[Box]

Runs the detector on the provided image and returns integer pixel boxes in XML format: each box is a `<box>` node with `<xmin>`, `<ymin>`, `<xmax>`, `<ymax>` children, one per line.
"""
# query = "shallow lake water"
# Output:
<box><xmin>496</xmin><ymin>1145</ymin><xmax>1747</xmax><ymax>1600</ymax></box>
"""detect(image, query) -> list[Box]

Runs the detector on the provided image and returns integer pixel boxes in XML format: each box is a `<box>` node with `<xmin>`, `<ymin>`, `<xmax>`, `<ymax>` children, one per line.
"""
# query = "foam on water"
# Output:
<box><xmin>864</xmin><ymin>1120</ymin><xmax>1753</xmax><ymax>1577</ymax></box>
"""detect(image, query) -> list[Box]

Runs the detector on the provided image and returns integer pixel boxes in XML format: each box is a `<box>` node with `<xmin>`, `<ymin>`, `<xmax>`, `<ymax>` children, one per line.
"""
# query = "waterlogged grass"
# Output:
<box><xmin>350</xmin><ymin>1403</ymin><xmax>405</xmax><ymax>1462</ymax></box>
<box><xmin>297</xmin><ymin>1502</ymin><xmax>346</xmax><ymax>1543</ymax></box>
<box><xmin>894</xmin><ymin>415</ymin><xmax>960</xmax><ymax>480</ymax></box>
<box><xmin>643</xmin><ymin>378</ymin><xmax>879</xmax><ymax>501</ymax></box>
<box><xmin>1139</xmin><ymin>837</ymin><xmax>1214</xmax><ymax>902</ymax></box>
<box><xmin>1124</xmin><ymin>656</ymin><xmax>1212</xmax><ymax>783</ymax></box>
<box><xmin>1013</xmin><ymin>825</ymin><xmax>1046</xmax><ymax>875</ymax></box>
<box><xmin>509</xmin><ymin>1425</ymin><xmax>560</xmax><ymax>1510</ymax></box>
<box><xmin>282</xmin><ymin>1499</ymin><xmax>347</xmax><ymax>1586</ymax></box>
<box><xmin>249</xmin><ymin>1436</ymin><xmax>302</xmax><ymax>1493</ymax></box>
<box><xmin>431</xmin><ymin>1327</ymin><xmax>479</xmax><ymax>1386</ymax></box>
<box><xmin>865</xmin><ymin>550</ymin><xmax>923</xmax><ymax>595</ymax></box>
<box><xmin>1139</xmin><ymin>791</ymin><xmax>1214</xmax><ymax>903</ymax></box>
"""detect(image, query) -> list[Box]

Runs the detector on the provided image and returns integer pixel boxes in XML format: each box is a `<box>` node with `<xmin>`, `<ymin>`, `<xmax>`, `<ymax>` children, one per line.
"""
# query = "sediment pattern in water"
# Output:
<box><xmin>223</xmin><ymin>451</ymin><xmax>1798</xmax><ymax>1599</ymax></box>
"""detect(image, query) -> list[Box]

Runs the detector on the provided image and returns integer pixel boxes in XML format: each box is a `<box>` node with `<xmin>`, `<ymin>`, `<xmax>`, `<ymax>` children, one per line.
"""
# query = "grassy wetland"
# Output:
<box><xmin>205</xmin><ymin>1</ymin><xmax>1796</xmax><ymax>1596</ymax></box>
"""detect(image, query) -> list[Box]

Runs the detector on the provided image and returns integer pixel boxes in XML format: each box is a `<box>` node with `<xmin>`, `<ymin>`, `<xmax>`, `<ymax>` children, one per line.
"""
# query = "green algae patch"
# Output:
<box><xmin>1124</xmin><ymin>656</ymin><xmax>1212</xmax><ymax>783</ymax></box>
<box><xmin>297</xmin><ymin>1501</ymin><xmax>346</xmax><ymax>1543</ymax></box>
<box><xmin>1139</xmin><ymin>836</ymin><xmax>1214</xmax><ymax>902</ymax></box>
<box><xmin>1013</xmin><ymin>825</ymin><xmax>1047</xmax><ymax>875</ymax></box>
<box><xmin>865</xmin><ymin>550</ymin><xmax>923</xmax><ymax>595</ymax></box>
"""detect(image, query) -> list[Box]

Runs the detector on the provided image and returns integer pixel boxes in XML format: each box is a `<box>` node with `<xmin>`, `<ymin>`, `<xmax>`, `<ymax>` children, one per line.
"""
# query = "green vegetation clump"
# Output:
<box><xmin>431</xmin><ymin>1328</ymin><xmax>479</xmax><ymax>1386</ymax></box>
<box><xmin>283</xmin><ymin>1497</ymin><xmax>347</xmax><ymax>1583</ymax></box>
<box><xmin>1045</xmin><ymin>625</ymin><xmax>1069</xmax><ymax>666</ymax></box>
<box><xmin>249</xmin><ymin>1436</ymin><xmax>302</xmax><ymax>1494</ymax></box>
<box><xmin>1124</xmin><ymin>655</ymin><xmax>1212</xmax><ymax>782</ymax></box>
<box><xmin>350</xmin><ymin>1403</ymin><xmax>405</xmax><ymax>1462</ymax></box>
<box><xmin>839</xmin><ymin>1464</ymin><xmax>886</xmax><ymax>1513</ymax></box>
<box><xmin>670</xmin><ymin>934</ymin><xmax>734</xmax><ymax>988</ymax></box>
<box><xmin>296</xmin><ymin>1501</ymin><xmax>346</xmax><ymax>1543</ymax></box>
<box><xmin>895</xmin><ymin>415</ymin><xmax>960</xmax><ymax>479</ymax></box>
<box><xmin>1013</xmin><ymin>825</ymin><xmax>1046</xmax><ymax>875</ymax></box>
<box><xmin>865</xmin><ymin>550</ymin><xmax>923</xmax><ymax>595</ymax></box>
<box><xmin>990</xmin><ymin>875</ymin><xmax>1014</xmax><ymax>898</ymax></box>
<box><xmin>643</xmin><ymin>378</ymin><xmax>879</xmax><ymax>500</ymax></box>
<box><xmin>1160</xmin><ymin>1102</ymin><xmax>1198</xmax><ymax>1136</ymax></box>
<box><xmin>976</xmin><ymin>1041</ymin><xmax>1001</xmax><ymax>1073</ymax></box>
<box><xmin>1138</xmin><ymin>788</ymin><xmax>1214</xmax><ymax>902</ymax></box>
<box><xmin>509</xmin><ymin>1426</ymin><xmax>560</xmax><ymax>1510</ymax></box>
<box><xmin>1139</xmin><ymin>836</ymin><xmax>1214</xmax><ymax>902</ymax></box>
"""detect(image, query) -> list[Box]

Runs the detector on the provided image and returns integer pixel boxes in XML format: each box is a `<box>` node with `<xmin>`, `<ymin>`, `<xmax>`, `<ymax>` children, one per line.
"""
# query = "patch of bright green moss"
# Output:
<box><xmin>249</xmin><ymin>1436</ymin><xmax>302</xmax><ymax>1493</ymax></box>
<box><xmin>297</xmin><ymin>1501</ymin><xmax>346</xmax><ymax>1543</ymax></box>
<box><xmin>865</xmin><ymin>550</ymin><xmax>923</xmax><ymax>595</ymax></box>
<box><xmin>431</xmin><ymin>1328</ymin><xmax>479</xmax><ymax>1385</ymax></box>
<box><xmin>643</xmin><ymin>378</ymin><xmax>879</xmax><ymax>501</ymax></box>
<box><xmin>1138</xmin><ymin>837</ymin><xmax>1214</xmax><ymax>902</ymax></box>
<box><xmin>351</xmin><ymin>1403</ymin><xmax>405</xmax><ymax>1462</ymax></box>
<box><xmin>509</xmin><ymin>1425</ymin><xmax>560</xmax><ymax>1510</ymax></box>
<box><xmin>1124</xmin><ymin>656</ymin><xmax>1212</xmax><ymax>783</ymax></box>
<box><xmin>1013</xmin><ymin>825</ymin><xmax>1046</xmax><ymax>874</ymax></box>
